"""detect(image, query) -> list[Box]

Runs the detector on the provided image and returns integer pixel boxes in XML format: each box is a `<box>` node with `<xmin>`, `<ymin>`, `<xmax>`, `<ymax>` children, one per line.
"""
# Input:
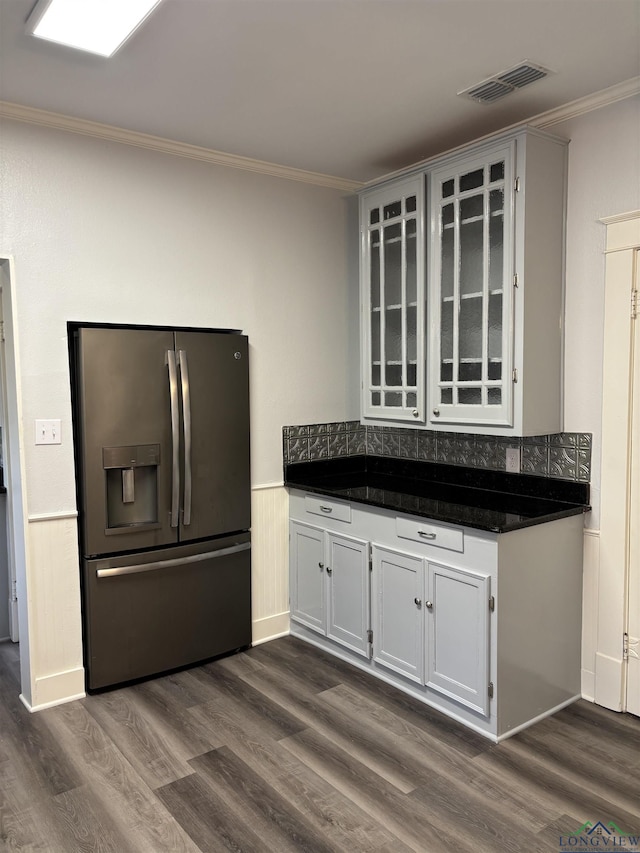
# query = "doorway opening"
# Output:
<box><xmin>0</xmin><ymin>256</ymin><xmax>31</xmax><ymax>705</ymax></box>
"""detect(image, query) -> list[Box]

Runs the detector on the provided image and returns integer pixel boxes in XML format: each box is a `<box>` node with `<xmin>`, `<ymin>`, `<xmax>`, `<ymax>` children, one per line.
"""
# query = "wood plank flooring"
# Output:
<box><xmin>1</xmin><ymin>636</ymin><xmax>638</xmax><ymax>852</ymax></box>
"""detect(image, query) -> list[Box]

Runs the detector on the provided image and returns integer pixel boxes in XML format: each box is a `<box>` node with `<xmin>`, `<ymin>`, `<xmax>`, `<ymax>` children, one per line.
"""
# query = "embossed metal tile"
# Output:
<box><xmin>283</xmin><ymin>423</ymin><xmax>592</xmax><ymax>482</ymax></box>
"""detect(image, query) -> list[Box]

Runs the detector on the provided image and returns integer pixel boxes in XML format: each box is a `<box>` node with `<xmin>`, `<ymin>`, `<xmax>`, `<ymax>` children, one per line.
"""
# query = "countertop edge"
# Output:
<box><xmin>285</xmin><ymin>479</ymin><xmax>589</xmax><ymax>534</ymax></box>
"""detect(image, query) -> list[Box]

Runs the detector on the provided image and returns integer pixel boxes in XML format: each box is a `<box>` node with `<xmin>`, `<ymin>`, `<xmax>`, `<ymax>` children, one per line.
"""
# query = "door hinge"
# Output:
<box><xmin>489</xmin><ymin>595</ymin><xmax>495</xmax><ymax>612</ymax></box>
<box><xmin>0</xmin><ymin>321</ymin><xmax>5</xmax><ymax>343</ymax></box>
<box><xmin>514</xmin><ymin>177</ymin><xmax>521</xmax><ymax>192</ymax></box>
<box><xmin>512</xmin><ymin>368</ymin><xmax>518</xmax><ymax>383</ymax></box>
<box><xmin>488</xmin><ymin>681</ymin><xmax>494</xmax><ymax>699</ymax></box>
<box><xmin>513</xmin><ymin>273</ymin><xmax>519</xmax><ymax>288</ymax></box>
<box><xmin>631</xmin><ymin>290</ymin><xmax>638</xmax><ymax>320</ymax></box>
<box><xmin>367</xmin><ymin>629</ymin><xmax>373</xmax><ymax>644</ymax></box>
<box><xmin>624</xmin><ymin>632</ymin><xmax>630</xmax><ymax>660</ymax></box>
<box><xmin>10</xmin><ymin>579</ymin><xmax>17</xmax><ymax>602</ymax></box>
<box><xmin>369</xmin><ymin>553</ymin><xmax>373</xmax><ymax>572</ymax></box>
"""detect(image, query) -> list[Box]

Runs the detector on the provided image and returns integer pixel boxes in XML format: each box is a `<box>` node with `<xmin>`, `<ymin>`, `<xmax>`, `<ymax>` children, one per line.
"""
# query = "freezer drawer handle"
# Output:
<box><xmin>96</xmin><ymin>541</ymin><xmax>251</xmax><ymax>578</ymax></box>
<box><xmin>178</xmin><ymin>349</ymin><xmax>192</xmax><ymax>526</ymax></box>
<box><xmin>166</xmin><ymin>349</ymin><xmax>180</xmax><ymax>528</ymax></box>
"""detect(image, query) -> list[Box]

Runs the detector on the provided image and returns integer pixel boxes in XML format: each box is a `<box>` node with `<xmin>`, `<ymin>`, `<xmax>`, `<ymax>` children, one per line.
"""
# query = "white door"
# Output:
<box><xmin>371</xmin><ymin>545</ymin><xmax>424</xmax><ymax>683</ymax></box>
<box><xmin>360</xmin><ymin>176</ymin><xmax>426</xmax><ymax>424</ymax></box>
<box><xmin>426</xmin><ymin>561</ymin><xmax>491</xmax><ymax>716</ymax></box>
<box><xmin>627</xmin><ymin>248</ymin><xmax>640</xmax><ymax>717</ymax></box>
<box><xmin>289</xmin><ymin>521</ymin><xmax>326</xmax><ymax>635</ymax></box>
<box><xmin>428</xmin><ymin>144</ymin><xmax>515</xmax><ymax>428</ymax></box>
<box><xmin>326</xmin><ymin>532</ymin><xmax>370</xmax><ymax>657</ymax></box>
<box><xmin>597</xmin><ymin>212</ymin><xmax>640</xmax><ymax>713</ymax></box>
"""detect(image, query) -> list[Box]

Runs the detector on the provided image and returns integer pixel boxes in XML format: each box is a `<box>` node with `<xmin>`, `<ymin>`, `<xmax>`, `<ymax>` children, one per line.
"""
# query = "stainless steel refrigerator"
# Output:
<box><xmin>70</xmin><ymin>324</ymin><xmax>251</xmax><ymax>690</ymax></box>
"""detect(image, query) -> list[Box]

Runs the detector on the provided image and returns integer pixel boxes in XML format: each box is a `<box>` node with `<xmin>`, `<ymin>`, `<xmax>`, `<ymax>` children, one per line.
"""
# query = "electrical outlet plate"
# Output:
<box><xmin>35</xmin><ymin>419</ymin><xmax>61</xmax><ymax>445</ymax></box>
<box><xmin>505</xmin><ymin>446</ymin><xmax>521</xmax><ymax>473</ymax></box>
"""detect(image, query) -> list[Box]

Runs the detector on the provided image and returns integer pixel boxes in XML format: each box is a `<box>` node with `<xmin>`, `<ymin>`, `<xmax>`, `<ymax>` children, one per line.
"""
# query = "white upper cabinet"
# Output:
<box><xmin>429</xmin><ymin>143</ymin><xmax>515</xmax><ymax>429</ymax></box>
<box><xmin>360</xmin><ymin>176</ymin><xmax>426</xmax><ymax>423</ymax></box>
<box><xmin>359</xmin><ymin>127</ymin><xmax>568</xmax><ymax>436</ymax></box>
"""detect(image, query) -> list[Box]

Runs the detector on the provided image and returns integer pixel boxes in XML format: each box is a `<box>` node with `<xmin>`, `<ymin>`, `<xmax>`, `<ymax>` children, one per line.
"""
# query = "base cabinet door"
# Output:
<box><xmin>426</xmin><ymin>562</ymin><xmax>491</xmax><ymax>716</ymax></box>
<box><xmin>290</xmin><ymin>521</ymin><xmax>370</xmax><ymax>657</ymax></box>
<box><xmin>290</xmin><ymin>521</ymin><xmax>325</xmax><ymax>634</ymax></box>
<box><xmin>326</xmin><ymin>532</ymin><xmax>370</xmax><ymax>657</ymax></box>
<box><xmin>372</xmin><ymin>546</ymin><xmax>424</xmax><ymax>682</ymax></box>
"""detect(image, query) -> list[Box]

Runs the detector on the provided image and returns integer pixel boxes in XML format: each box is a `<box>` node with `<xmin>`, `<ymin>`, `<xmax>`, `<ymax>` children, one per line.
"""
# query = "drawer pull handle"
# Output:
<box><xmin>326</xmin><ymin>566</ymin><xmax>333</xmax><ymax>575</ymax></box>
<box><xmin>320</xmin><ymin>505</ymin><xmax>333</xmax><ymax>513</ymax></box>
<box><xmin>426</xmin><ymin>600</ymin><xmax>433</xmax><ymax>610</ymax></box>
<box><xmin>418</xmin><ymin>531</ymin><xmax>437</xmax><ymax>540</ymax></box>
<box><xmin>414</xmin><ymin>597</ymin><xmax>422</xmax><ymax>607</ymax></box>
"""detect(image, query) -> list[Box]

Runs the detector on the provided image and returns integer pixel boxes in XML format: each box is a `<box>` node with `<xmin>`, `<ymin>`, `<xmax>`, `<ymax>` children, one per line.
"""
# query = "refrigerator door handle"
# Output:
<box><xmin>96</xmin><ymin>541</ymin><xmax>251</xmax><ymax>578</ymax></box>
<box><xmin>166</xmin><ymin>349</ymin><xmax>180</xmax><ymax>528</ymax></box>
<box><xmin>178</xmin><ymin>349</ymin><xmax>192</xmax><ymax>526</ymax></box>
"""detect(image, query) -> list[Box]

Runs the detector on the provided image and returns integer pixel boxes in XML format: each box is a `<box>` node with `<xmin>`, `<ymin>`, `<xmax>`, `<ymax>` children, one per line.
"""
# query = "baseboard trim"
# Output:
<box><xmin>594</xmin><ymin>651</ymin><xmax>624</xmax><ymax>711</ymax></box>
<box><xmin>581</xmin><ymin>668</ymin><xmax>595</xmax><ymax>703</ymax></box>
<box><xmin>28</xmin><ymin>666</ymin><xmax>86</xmax><ymax>711</ymax></box>
<box><xmin>252</xmin><ymin>612</ymin><xmax>290</xmax><ymax>646</ymax></box>
<box><xmin>496</xmin><ymin>694</ymin><xmax>582</xmax><ymax>742</ymax></box>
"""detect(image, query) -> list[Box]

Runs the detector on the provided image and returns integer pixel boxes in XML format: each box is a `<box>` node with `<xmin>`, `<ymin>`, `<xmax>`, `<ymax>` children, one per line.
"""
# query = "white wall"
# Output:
<box><xmin>0</xmin><ymin>119</ymin><xmax>359</xmax><ymax>706</ymax></box>
<box><xmin>554</xmin><ymin>94</ymin><xmax>640</xmax><ymax>528</ymax></box>
<box><xmin>551</xmin><ymin>94</ymin><xmax>640</xmax><ymax>701</ymax></box>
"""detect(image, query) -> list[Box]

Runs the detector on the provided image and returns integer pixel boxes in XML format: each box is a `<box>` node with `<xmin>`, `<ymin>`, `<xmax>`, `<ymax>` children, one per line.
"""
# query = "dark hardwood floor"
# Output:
<box><xmin>0</xmin><ymin>636</ymin><xmax>638</xmax><ymax>852</ymax></box>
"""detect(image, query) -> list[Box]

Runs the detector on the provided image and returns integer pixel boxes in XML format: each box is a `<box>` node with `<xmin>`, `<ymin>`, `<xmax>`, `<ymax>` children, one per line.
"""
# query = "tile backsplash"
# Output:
<box><xmin>283</xmin><ymin>421</ymin><xmax>591</xmax><ymax>483</ymax></box>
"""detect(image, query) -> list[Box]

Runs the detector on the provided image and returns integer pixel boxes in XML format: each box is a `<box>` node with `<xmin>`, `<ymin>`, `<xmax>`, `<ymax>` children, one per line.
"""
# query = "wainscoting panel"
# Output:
<box><xmin>27</xmin><ymin>512</ymin><xmax>85</xmax><ymax>710</ymax></box>
<box><xmin>250</xmin><ymin>484</ymin><xmax>290</xmax><ymax>645</ymax></box>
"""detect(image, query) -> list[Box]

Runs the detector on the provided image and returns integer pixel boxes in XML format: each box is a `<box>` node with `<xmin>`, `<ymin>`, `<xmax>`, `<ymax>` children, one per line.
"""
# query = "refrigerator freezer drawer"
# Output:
<box><xmin>82</xmin><ymin>534</ymin><xmax>251</xmax><ymax>690</ymax></box>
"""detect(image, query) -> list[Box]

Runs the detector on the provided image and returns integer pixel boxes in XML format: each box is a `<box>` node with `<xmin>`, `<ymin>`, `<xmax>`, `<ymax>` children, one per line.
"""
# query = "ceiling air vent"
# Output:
<box><xmin>459</xmin><ymin>62</ymin><xmax>551</xmax><ymax>105</ymax></box>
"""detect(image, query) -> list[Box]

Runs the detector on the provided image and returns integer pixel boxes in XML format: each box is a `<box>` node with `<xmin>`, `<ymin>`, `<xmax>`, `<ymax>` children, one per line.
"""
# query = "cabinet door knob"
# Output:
<box><xmin>426</xmin><ymin>600</ymin><xmax>433</xmax><ymax>610</ymax></box>
<box><xmin>412</xmin><ymin>409</ymin><xmax>419</xmax><ymax>418</ymax></box>
<box><xmin>414</xmin><ymin>597</ymin><xmax>422</xmax><ymax>607</ymax></box>
<box><xmin>318</xmin><ymin>562</ymin><xmax>324</xmax><ymax>569</ymax></box>
<box><xmin>326</xmin><ymin>566</ymin><xmax>332</xmax><ymax>575</ymax></box>
<box><xmin>433</xmin><ymin>408</ymin><xmax>440</xmax><ymax>417</ymax></box>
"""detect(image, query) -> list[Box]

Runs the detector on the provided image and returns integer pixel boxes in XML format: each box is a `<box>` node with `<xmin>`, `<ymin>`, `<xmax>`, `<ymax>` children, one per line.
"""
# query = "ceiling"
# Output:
<box><xmin>1</xmin><ymin>0</ymin><xmax>639</xmax><ymax>184</ymax></box>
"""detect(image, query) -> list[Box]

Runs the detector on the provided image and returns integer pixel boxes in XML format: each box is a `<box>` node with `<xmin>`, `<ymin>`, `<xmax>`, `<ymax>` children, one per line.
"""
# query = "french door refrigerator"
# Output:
<box><xmin>70</xmin><ymin>324</ymin><xmax>251</xmax><ymax>690</ymax></box>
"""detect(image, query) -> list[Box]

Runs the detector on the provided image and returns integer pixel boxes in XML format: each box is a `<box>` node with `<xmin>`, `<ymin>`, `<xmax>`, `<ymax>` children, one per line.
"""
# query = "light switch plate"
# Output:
<box><xmin>35</xmin><ymin>419</ymin><xmax>61</xmax><ymax>445</ymax></box>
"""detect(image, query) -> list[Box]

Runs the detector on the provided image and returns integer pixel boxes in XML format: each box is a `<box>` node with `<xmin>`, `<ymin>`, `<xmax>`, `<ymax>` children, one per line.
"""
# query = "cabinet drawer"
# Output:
<box><xmin>396</xmin><ymin>516</ymin><xmax>463</xmax><ymax>552</ymax></box>
<box><xmin>304</xmin><ymin>494</ymin><xmax>351</xmax><ymax>523</ymax></box>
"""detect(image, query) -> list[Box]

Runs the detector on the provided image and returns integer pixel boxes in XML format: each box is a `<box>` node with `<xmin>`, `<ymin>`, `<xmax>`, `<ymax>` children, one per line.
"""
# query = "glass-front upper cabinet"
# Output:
<box><xmin>429</xmin><ymin>143</ymin><xmax>515</xmax><ymax>427</ymax></box>
<box><xmin>360</xmin><ymin>176</ymin><xmax>425</xmax><ymax>423</ymax></box>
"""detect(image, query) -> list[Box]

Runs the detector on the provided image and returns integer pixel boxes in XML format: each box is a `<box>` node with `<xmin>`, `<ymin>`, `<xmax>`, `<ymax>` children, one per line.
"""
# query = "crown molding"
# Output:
<box><xmin>359</xmin><ymin>76</ymin><xmax>640</xmax><ymax>190</ymax></box>
<box><xmin>532</xmin><ymin>76</ymin><xmax>640</xmax><ymax>129</ymax></box>
<box><xmin>0</xmin><ymin>100</ymin><xmax>363</xmax><ymax>193</ymax></box>
<box><xmin>600</xmin><ymin>209</ymin><xmax>640</xmax><ymax>226</ymax></box>
<box><xmin>1</xmin><ymin>76</ymin><xmax>638</xmax><ymax>193</ymax></box>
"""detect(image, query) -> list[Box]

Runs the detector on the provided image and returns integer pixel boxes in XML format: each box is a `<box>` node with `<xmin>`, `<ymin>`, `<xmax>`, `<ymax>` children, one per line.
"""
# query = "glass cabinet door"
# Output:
<box><xmin>361</xmin><ymin>177</ymin><xmax>425</xmax><ymax>422</ymax></box>
<box><xmin>429</xmin><ymin>144</ymin><xmax>514</xmax><ymax>426</ymax></box>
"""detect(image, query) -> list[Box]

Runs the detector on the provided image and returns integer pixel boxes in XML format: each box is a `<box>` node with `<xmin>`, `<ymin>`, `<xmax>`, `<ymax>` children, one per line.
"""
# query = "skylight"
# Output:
<box><xmin>27</xmin><ymin>0</ymin><xmax>163</xmax><ymax>58</ymax></box>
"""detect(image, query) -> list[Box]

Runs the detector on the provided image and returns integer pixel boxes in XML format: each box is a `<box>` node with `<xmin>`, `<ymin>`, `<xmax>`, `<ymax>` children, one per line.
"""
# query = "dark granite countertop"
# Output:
<box><xmin>285</xmin><ymin>456</ymin><xmax>590</xmax><ymax>534</ymax></box>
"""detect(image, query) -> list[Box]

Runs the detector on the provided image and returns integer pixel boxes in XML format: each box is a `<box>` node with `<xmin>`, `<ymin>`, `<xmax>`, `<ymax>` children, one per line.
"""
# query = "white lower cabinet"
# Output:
<box><xmin>426</xmin><ymin>562</ymin><xmax>490</xmax><ymax>716</ymax></box>
<box><xmin>289</xmin><ymin>489</ymin><xmax>583</xmax><ymax>742</ymax></box>
<box><xmin>372</xmin><ymin>546</ymin><xmax>424</xmax><ymax>683</ymax></box>
<box><xmin>290</xmin><ymin>521</ymin><xmax>325</xmax><ymax>633</ymax></box>
<box><xmin>290</xmin><ymin>519</ymin><xmax>370</xmax><ymax>658</ymax></box>
<box><xmin>372</xmin><ymin>547</ymin><xmax>491</xmax><ymax>715</ymax></box>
